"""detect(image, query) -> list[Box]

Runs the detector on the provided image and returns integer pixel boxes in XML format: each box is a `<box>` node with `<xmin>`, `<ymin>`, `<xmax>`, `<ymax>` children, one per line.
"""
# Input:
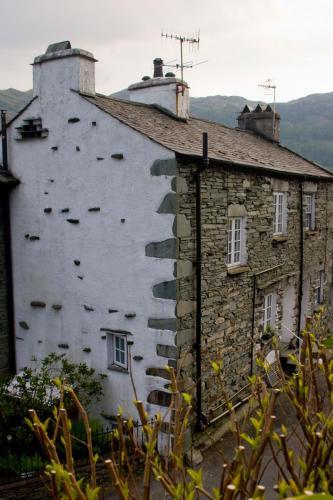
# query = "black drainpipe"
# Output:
<box><xmin>297</xmin><ymin>181</ymin><xmax>304</xmax><ymax>337</ymax></box>
<box><xmin>250</xmin><ymin>274</ymin><xmax>256</xmax><ymax>376</ymax></box>
<box><xmin>195</xmin><ymin>132</ymin><xmax>209</xmax><ymax>430</ymax></box>
<box><xmin>1</xmin><ymin>110</ymin><xmax>16</xmax><ymax>373</ymax></box>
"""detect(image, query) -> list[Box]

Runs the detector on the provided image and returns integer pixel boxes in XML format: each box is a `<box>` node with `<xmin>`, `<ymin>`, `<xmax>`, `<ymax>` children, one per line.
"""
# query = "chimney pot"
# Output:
<box><xmin>153</xmin><ymin>58</ymin><xmax>164</xmax><ymax>78</ymax></box>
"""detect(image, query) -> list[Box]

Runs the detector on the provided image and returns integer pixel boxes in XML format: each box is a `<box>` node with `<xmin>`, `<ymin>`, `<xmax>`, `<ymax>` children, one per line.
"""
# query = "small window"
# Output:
<box><xmin>305</xmin><ymin>194</ymin><xmax>315</xmax><ymax>231</ymax></box>
<box><xmin>227</xmin><ymin>217</ymin><xmax>245</xmax><ymax>266</ymax></box>
<box><xmin>263</xmin><ymin>293</ymin><xmax>274</xmax><ymax>331</ymax></box>
<box><xmin>107</xmin><ymin>334</ymin><xmax>128</xmax><ymax>370</ymax></box>
<box><xmin>273</xmin><ymin>192</ymin><xmax>286</xmax><ymax>235</ymax></box>
<box><xmin>314</xmin><ymin>270</ymin><xmax>324</xmax><ymax>305</ymax></box>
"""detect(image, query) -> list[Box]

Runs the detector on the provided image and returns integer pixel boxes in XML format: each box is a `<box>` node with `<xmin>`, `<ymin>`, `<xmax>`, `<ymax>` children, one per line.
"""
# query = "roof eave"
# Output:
<box><xmin>176</xmin><ymin>153</ymin><xmax>333</xmax><ymax>182</ymax></box>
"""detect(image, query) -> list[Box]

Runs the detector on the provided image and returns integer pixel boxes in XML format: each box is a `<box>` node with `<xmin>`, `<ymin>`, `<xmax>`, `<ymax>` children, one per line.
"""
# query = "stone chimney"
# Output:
<box><xmin>128</xmin><ymin>58</ymin><xmax>190</xmax><ymax>119</ymax></box>
<box><xmin>32</xmin><ymin>41</ymin><xmax>97</xmax><ymax>98</ymax></box>
<box><xmin>237</xmin><ymin>104</ymin><xmax>280</xmax><ymax>142</ymax></box>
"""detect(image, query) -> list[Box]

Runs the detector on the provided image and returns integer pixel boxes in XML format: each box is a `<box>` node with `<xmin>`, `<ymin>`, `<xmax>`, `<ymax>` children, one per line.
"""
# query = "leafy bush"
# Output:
<box><xmin>0</xmin><ymin>353</ymin><xmax>106</xmax><ymax>454</ymax></box>
<box><xmin>23</xmin><ymin>310</ymin><xmax>333</xmax><ymax>498</ymax></box>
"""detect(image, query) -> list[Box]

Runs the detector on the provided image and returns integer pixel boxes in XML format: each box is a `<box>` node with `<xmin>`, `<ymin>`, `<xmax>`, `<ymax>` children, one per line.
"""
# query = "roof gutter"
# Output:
<box><xmin>178</xmin><ymin>154</ymin><xmax>333</xmax><ymax>183</ymax></box>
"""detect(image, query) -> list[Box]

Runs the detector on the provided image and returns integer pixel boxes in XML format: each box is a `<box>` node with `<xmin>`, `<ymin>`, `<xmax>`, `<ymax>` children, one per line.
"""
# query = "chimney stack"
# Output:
<box><xmin>128</xmin><ymin>57</ymin><xmax>190</xmax><ymax>119</ymax></box>
<box><xmin>237</xmin><ymin>104</ymin><xmax>280</xmax><ymax>142</ymax></box>
<box><xmin>32</xmin><ymin>41</ymin><xmax>97</xmax><ymax>99</ymax></box>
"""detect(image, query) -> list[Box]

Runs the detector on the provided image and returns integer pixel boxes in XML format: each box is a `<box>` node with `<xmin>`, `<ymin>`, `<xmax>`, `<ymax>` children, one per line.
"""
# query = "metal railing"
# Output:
<box><xmin>0</xmin><ymin>420</ymin><xmax>147</xmax><ymax>486</ymax></box>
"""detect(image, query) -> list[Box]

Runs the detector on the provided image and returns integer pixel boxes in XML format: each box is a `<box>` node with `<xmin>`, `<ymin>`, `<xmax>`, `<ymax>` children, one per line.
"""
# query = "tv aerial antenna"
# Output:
<box><xmin>258</xmin><ymin>78</ymin><xmax>277</xmax><ymax>135</ymax></box>
<box><xmin>161</xmin><ymin>31</ymin><xmax>206</xmax><ymax>94</ymax></box>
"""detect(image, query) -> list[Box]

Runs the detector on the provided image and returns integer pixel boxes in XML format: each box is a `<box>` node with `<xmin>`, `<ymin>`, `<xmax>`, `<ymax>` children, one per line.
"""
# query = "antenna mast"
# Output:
<box><xmin>161</xmin><ymin>31</ymin><xmax>200</xmax><ymax>88</ymax></box>
<box><xmin>258</xmin><ymin>79</ymin><xmax>277</xmax><ymax>135</ymax></box>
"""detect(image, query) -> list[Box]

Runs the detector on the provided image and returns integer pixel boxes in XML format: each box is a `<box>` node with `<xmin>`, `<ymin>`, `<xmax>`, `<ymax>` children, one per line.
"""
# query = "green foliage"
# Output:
<box><xmin>0</xmin><ymin>353</ymin><xmax>106</xmax><ymax>454</ymax></box>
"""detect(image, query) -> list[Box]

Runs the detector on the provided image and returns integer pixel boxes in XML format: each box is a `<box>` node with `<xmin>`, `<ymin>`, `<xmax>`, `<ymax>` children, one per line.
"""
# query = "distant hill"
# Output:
<box><xmin>191</xmin><ymin>93</ymin><xmax>333</xmax><ymax>170</ymax></box>
<box><xmin>2</xmin><ymin>87</ymin><xmax>333</xmax><ymax>169</ymax></box>
<box><xmin>0</xmin><ymin>89</ymin><xmax>33</xmax><ymax>119</ymax></box>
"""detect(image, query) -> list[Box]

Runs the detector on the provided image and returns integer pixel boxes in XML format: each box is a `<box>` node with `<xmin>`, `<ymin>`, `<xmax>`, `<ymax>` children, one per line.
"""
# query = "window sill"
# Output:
<box><xmin>305</xmin><ymin>230</ymin><xmax>318</xmax><ymax>237</ymax></box>
<box><xmin>107</xmin><ymin>364</ymin><xmax>129</xmax><ymax>373</ymax></box>
<box><xmin>272</xmin><ymin>235</ymin><xmax>288</xmax><ymax>243</ymax></box>
<box><xmin>227</xmin><ymin>265</ymin><xmax>250</xmax><ymax>276</ymax></box>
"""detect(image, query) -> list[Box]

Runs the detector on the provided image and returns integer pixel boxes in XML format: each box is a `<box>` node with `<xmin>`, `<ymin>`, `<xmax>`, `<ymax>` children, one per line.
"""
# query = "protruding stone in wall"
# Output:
<box><xmin>111</xmin><ymin>153</ymin><xmax>124</xmax><ymax>160</ymax></box>
<box><xmin>145</xmin><ymin>238</ymin><xmax>176</xmax><ymax>259</ymax></box>
<box><xmin>176</xmin><ymin>328</ymin><xmax>195</xmax><ymax>346</ymax></box>
<box><xmin>52</xmin><ymin>304</ymin><xmax>62</xmax><ymax>310</ymax></box>
<box><xmin>19</xmin><ymin>321</ymin><xmax>29</xmax><ymax>330</ymax></box>
<box><xmin>176</xmin><ymin>301</ymin><xmax>196</xmax><ymax>317</ymax></box>
<box><xmin>157</xmin><ymin>193</ymin><xmax>177</xmax><ymax>214</ymax></box>
<box><xmin>58</xmin><ymin>343</ymin><xmax>69</xmax><ymax>349</ymax></box>
<box><xmin>83</xmin><ymin>347</ymin><xmax>91</xmax><ymax>353</ymax></box>
<box><xmin>147</xmin><ymin>390</ymin><xmax>171</xmax><ymax>407</ymax></box>
<box><xmin>171</xmin><ymin>176</ymin><xmax>188</xmax><ymax>193</ymax></box>
<box><xmin>74</xmin><ymin>260</ymin><xmax>80</xmax><ymax>266</ymax></box>
<box><xmin>29</xmin><ymin>236</ymin><xmax>40</xmax><ymax>241</ymax></box>
<box><xmin>44</xmin><ymin>208</ymin><xmax>52</xmax><ymax>214</ymax></box>
<box><xmin>67</xmin><ymin>219</ymin><xmax>79</xmax><ymax>224</ymax></box>
<box><xmin>100</xmin><ymin>328</ymin><xmax>132</xmax><ymax>335</ymax></box>
<box><xmin>51</xmin><ymin>146</ymin><xmax>58</xmax><ymax>151</ymax></box>
<box><xmin>68</xmin><ymin>117</ymin><xmax>80</xmax><ymax>123</ymax></box>
<box><xmin>83</xmin><ymin>304</ymin><xmax>94</xmax><ymax>312</ymax></box>
<box><xmin>125</xmin><ymin>312</ymin><xmax>136</xmax><ymax>318</ymax></box>
<box><xmin>174</xmin><ymin>260</ymin><xmax>193</xmax><ymax>278</ymax></box>
<box><xmin>151</xmin><ymin>158</ymin><xmax>177</xmax><ymax>176</ymax></box>
<box><xmin>30</xmin><ymin>301</ymin><xmax>46</xmax><ymax>308</ymax></box>
<box><xmin>61</xmin><ymin>208</ymin><xmax>70</xmax><ymax>213</ymax></box>
<box><xmin>146</xmin><ymin>367</ymin><xmax>172</xmax><ymax>379</ymax></box>
<box><xmin>173</xmin><ymin>214</ymin><xmax>191</xmax><ymax>237</ymax></box>
<box><xmin>148</xmin><ymin>318</ymin><xmax>177</xmax><ymax>331</ymax></box>
<box><xmin>156</xmin><ymin>344</ymin><xmax>178</xmax><ymax>358</ymax></box>
<box><xmin>153</xmin><ymin>280</ymin><xmax>176</xmax><ymax>300</ymax></box>
<box><xmin>108</xmin><ymin>309</ymin><xmax>118</xmax><ymax>314</ymax></box>
<box><xmin>88</xmin><ymin>207</ymin><xmax>100</xmax><ymax>212</ymax></box>
<box><xmin>133</xmin><ymin>355</ymin><xmax>143</xmax><ymax>361</ymax></box>
<box><xmin>76</xmin><ymin>146</ymin><xmax>80</xmax><ymax>151</ymax></box>
<box><xmin>97</xmin><ymin>157</ymin><xmax>104</xmax><ymax>161</ymax></box>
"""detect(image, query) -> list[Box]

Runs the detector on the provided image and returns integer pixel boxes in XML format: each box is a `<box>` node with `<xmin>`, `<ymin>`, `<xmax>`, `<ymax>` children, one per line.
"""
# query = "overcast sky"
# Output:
<box><xmin>1</xmin><ymin>0</ymin><xmax>333</xmax><ymax>102</ymax></box>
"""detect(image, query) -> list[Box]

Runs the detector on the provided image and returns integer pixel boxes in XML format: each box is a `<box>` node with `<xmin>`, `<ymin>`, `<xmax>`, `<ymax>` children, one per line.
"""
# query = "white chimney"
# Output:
<box><xmin>128</xmin><ymin>58</ymin><xmax>190</xmax><ymax>119</ymax></box>
<box><xmin>32</xmin><ymin>41</ymin><xmax>96</xmax><ymax>98</ymax></box>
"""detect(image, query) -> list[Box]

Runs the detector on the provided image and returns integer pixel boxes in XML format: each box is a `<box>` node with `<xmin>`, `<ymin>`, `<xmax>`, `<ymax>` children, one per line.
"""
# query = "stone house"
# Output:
<box><xmin>5</xmin><ymin>41</ymin><xmax>333</xmax><ymax>426</ymax></box>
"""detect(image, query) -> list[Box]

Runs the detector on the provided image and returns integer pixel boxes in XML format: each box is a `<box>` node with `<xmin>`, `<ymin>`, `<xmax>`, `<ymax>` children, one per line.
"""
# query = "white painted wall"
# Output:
<box><xmin>129</xmin><ymin>79</ymin><xmax>190</xmax><ymax>119</ymax></box>
<box><xmin>8</xmin><ymin>76</ymin><xmax>176</xmax><ymax>420</ymax></box>
<box><xmin>281</xmin><ymin>284</ymin><xmax>296</xmax><ymax>342</ymax></box>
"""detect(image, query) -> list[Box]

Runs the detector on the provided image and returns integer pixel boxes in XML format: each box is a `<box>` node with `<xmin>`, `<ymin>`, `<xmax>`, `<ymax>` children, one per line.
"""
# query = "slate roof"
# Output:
<box><xmin>81</xmin><ymin>92</ymin><xmax>333</xmax><ymax>179</ymax></box>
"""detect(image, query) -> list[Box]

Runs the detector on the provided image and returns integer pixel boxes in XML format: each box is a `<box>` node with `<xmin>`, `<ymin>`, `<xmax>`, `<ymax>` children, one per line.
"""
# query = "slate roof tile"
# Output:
<box><xmin>81</xmin><ymin>93</ymin><xmax>333</xmax><ymax>179</ymax></box>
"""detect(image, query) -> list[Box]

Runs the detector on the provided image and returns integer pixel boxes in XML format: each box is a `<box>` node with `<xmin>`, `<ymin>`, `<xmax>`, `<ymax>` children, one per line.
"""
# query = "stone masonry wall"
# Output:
<box><xmin>175</xmin><ymin>157</ymin><xmax>333</xmax><ymax>420</ymax></box>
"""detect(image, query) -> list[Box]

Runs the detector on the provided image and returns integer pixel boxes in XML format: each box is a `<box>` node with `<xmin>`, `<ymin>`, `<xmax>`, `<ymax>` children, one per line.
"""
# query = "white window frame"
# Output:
<box><xmin>263</xmin><ymin>293</ymin><xmax>273</xmax><ymax>331</ymax></box>
<box><xmin>227</xmin><ymin>217</ymin><xmax>245</xmax><ymax>266</ymax></box>
<box><xmin>273</xmin><ymin>192</ymin><xmax>287</xmax><ymax>235</ymax></box>
<box><xmin>305</xmin><ymin>194</ymin><xmax>315</xmax><ymax>231</ymax></box>
<box><xmin>108</xmin><ymin>334</ymin><xmax>128</xmax><ymax>370</ymax></box>
<box><xmin>314</xmin><ymin>270</ymin><xmax>324</xmax><ymax>305</ymax></box>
